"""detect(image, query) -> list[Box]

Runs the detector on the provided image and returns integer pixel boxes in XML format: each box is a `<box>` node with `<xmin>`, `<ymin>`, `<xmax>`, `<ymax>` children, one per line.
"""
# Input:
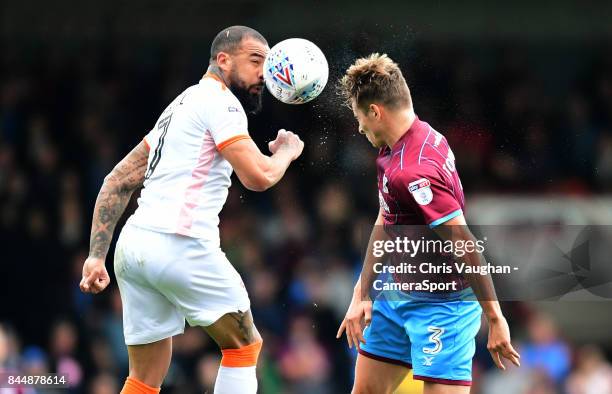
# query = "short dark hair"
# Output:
<box><xmin>210</xmin><ymin>26</ymin><xmax>267</xmax><ymax>63</ymax></box>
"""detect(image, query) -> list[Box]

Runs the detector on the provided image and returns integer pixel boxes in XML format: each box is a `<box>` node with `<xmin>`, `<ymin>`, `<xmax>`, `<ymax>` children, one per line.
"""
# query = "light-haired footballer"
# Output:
<box><xmin>79</xmin><ymin>26</ymin><xmax>303</xmax><ymax>394</ymax></box>
<box><xmin>337</xmin><ymin>54</ymin><xmax>520</xmax><ymax>394</ymax></box>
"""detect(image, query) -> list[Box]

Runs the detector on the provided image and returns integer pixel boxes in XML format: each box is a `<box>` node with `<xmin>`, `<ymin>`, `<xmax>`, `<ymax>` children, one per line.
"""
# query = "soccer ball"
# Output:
<box><xmin>264</xmin><ymin>38</ymin><xmax>328</xmax><ymax>104</ymax></box>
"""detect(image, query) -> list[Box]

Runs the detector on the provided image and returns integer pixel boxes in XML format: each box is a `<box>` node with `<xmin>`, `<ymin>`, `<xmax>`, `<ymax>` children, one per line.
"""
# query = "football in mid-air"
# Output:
<box><xmin>264</xmin><ymin>38</ymin><xmax>328</xmax><ymax>104</ymax></box>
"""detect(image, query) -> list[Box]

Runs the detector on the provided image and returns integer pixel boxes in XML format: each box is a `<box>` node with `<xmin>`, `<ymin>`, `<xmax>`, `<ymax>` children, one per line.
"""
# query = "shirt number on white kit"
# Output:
<box><xmin>423</xmin><ymin>326</ymin><xmax>445</xmax><ymax>355</ymax></box>
<box><xmin>145</xmin><ymin>113</ymin><xmax>173</xmax><ymax>180</ymax></box>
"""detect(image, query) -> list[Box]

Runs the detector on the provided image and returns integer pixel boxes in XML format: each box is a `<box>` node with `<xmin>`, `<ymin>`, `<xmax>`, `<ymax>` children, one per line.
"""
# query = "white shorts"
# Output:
<box><xmin>114</xmin><ymin>223</ymin><xmax>250</xmax><ymax>345</ymax></box>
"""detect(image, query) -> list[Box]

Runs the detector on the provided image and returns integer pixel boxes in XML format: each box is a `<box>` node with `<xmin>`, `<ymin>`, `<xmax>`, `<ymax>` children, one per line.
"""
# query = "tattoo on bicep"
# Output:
<box><xmin>89</xmin><ymin>142</ymin><xmax>149</xmax><ymax>259</ymax></box>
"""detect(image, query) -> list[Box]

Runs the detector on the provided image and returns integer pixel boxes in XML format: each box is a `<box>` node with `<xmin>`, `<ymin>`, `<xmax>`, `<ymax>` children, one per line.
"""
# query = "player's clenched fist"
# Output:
<box><xmin>80</xmin><ymin>257</ymin><xmax>111</xmax><ymax>294</ymax></box>
<box><xmin>268</xmin><ymin>129</ymin><xmax>304</xmax><ymax>160</ymax></box>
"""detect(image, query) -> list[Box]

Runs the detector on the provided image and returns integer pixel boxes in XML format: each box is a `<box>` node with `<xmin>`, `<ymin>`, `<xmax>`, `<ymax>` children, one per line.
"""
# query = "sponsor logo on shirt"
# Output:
<box><xmin>408</xmin><ymin>178</ymin><xmax>433</xmax><ymax>206</ymax></box>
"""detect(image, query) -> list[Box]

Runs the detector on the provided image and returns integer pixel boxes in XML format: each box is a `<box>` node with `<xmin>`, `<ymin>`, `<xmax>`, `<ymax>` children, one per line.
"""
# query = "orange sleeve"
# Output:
<box><xmin>216</xmin><ymin>135</ymin><xmax>251</xmax><ymax>151</ymax></box>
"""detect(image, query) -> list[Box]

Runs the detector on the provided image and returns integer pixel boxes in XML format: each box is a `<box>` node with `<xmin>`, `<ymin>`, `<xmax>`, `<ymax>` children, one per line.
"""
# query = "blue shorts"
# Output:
<box><xmin>359</xmin><ymin>289</ymin><xmax>482</xmax><ymax>386</ymax></box>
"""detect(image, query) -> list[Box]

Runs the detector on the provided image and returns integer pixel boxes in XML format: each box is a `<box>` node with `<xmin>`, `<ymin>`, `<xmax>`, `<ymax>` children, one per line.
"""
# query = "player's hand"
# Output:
<box><xmin>80</xmin><ymin>257</ymin><xmax>111</xmax><ymax>294</ymax></box>
<box><xmin>268</xmin><ymin>129</ymin><xmax>288</xmax><ymax>154</ymax></box>
<box><xmin>268</xmin><ymin>129</ymin><xmax>304</xmax><ymax>160</ymax></box>
<box><xmin>336</xmin><ymin>296</ymin><xmax>372</xmax><ymax>349</ymax></box>
<box><xmin>487</xmin><ymin>315</ymin><xmax>521</xmax><ymax>370</ymax></box>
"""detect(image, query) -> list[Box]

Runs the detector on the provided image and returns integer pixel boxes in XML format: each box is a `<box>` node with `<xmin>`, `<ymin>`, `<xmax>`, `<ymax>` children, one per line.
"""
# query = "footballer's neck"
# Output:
<box><xmin>204</xmin><ymin>64</ymin><xmax>230</xmax><ymax>86</ymax></box>
<box><xmin>383</xmin><ymin>108</ymin><xmax>416</xmax><ymax>148</ymax></box>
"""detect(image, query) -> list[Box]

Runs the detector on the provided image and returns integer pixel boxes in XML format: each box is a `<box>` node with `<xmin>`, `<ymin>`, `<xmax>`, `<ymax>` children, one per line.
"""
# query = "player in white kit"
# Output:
<box><xmin>79</xmin><ymin>26</ymin><xmax>303</xmax><ymax>394</ymax></box>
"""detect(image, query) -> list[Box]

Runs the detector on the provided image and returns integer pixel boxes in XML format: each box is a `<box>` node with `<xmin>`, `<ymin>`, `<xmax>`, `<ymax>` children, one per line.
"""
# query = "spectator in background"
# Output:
<box><xmin>19</xmin><ymin>346</ymin><xmax>51</xmax><ymax>393</ymax></box>
<box><xmin>0</xmin><ymin>324</ymin><xmax>18</xmax><ymax>372</ymax></box>
<box><xmin>279</xmin><ymin>314</ymin><xmax>331</xmax><ymax>394</ymax></box>
<box><xmin>58</xmin><ymin>170</ymin><xmax>84</xmax><ymax>248</ymax></box>
<box><xmin>524</xmin><ymin>371</ymin><xmax>558</xmax><ymax>394</ymax></box>
<box><xmin>49</xmin><ymin>320</ymin><xmax>83</xmax><ymax>389</ymax></box>
<box><xmin>566</xmin><ymin>345</ymin><xmax>612</xmax><ymax>394</ymax></box>
<box><xmin>1</xmin><ymin>325</ymin><xmax>41</xmax><ymax>394</ymax></box>
<box><xmin>21</xmin><ymin>346</ymin><xmax>48</xmax><ymax>376</ymax></box>
<box><xmin>195</xmin><ymin>354</ymin><xmax>221</xmax><ymax>394</ymax></box>
<box><xmin>171</xmin><ymin>327</ymin><xmax>212</xmax><ymax>389</ymax></box>
<box><xmin>89</xmin><ymin>373</ymin><xmax>119</xmax><ymax>394</ymax></box>
<box><xmin>89</xmin><ymin>336</ymin><xmax>118</xmax><ymax>377</ymax></box>
<box><xmin>0</xmin><ymin>326</ymin><xmax>7</xmax><ymax>371</ymax></box>
<box><xmin>521</xmin><ymin>312</ymin><xmax>571</xmax><ymax>386</ymax></box>
<box><xmin>101</xmin><ymin>289</ymin><xmax>128</xmax><ymax>372</ymax></box>
<box><xmin>249</xmin><ymin>268</ymin><xmax>285</xmax><ymax>336</ymax></box>
<box><xmin>261</xmin><ymin>178</ymin><xmax>311</xmax><ymax>248</ymax></box>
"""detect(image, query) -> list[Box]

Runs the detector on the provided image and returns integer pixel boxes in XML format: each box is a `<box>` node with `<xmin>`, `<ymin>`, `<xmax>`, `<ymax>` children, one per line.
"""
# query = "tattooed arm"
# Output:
<box><xmin>80</xmin><ymin>141</ymin><xmax>149</xmax><ymax>294</ymax></box>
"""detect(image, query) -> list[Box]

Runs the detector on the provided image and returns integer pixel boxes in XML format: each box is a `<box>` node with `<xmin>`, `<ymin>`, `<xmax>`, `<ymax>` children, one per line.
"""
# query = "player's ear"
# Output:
<box><xmin>216</xmin><ymin>51</ymin><xmax>232</xmax><ymax>72</ymax></box>
<box><xmin>369</xmin><ymin>103</ymin><xmax>382</xmax><ymax>120</ymax></box>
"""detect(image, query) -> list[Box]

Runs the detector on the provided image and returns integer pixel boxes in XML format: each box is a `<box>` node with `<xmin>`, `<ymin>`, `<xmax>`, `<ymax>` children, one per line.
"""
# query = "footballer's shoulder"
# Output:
<box><xmin>397</xmin><ymin>157</ymin><xmax>441</xmax><ymax>184</ymax></box>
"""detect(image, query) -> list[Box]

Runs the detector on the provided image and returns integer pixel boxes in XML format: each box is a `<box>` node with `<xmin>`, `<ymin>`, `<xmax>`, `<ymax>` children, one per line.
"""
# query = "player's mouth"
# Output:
<box><xmin>250</xmin><ymin>84</ymin><xmax>264</xmax><ymax>94</ymax></box>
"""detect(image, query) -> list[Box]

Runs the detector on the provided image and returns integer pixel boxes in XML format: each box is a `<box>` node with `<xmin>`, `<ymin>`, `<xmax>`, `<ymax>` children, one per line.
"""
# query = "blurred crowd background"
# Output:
<box><xmin>1</xmin><ymin>1</ymin><xmax>612</xmax><ymax>393</ymax></box>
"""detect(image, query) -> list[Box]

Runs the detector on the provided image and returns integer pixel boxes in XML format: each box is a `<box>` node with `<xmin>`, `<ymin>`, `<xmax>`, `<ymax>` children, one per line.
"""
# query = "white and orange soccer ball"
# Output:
<box><xmin>263</xmin><ymin>38</ymin><xmax>328</xmax><ymax>104</ymax></box>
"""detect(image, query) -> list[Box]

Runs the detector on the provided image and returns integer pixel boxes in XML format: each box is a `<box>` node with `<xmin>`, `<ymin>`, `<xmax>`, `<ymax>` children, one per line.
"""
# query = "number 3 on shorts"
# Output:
<box><xmin>423</xmin><ymin>326</ymin><xmax>444</xmax><ymax>355</ymax></box>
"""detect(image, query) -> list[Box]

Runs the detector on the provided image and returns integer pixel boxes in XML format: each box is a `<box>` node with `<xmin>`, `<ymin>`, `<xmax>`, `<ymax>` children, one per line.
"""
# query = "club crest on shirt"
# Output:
<box><xmin>408</xmin><ymin>178</ymin><xmax>433</xmax><ymax>206</ymax></box>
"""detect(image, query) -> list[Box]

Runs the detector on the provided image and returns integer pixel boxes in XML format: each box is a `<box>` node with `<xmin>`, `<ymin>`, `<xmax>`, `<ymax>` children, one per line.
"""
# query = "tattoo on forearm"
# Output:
<box><xmin>89</xmin><ymin>142</ymin><xmax>149</xmax><ymax>259</ymax></box>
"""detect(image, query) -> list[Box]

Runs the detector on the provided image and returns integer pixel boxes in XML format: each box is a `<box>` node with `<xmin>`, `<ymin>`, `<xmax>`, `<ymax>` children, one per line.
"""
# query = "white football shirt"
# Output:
<box><xmin>127</xmin><ymin>74</ymin><xmax>250</xmax><ymax>243</ymax></box>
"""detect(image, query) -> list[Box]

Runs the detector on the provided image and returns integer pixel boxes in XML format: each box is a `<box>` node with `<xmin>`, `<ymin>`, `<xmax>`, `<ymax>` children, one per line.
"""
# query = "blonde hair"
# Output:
<box><xmin>339</xmin><ymin>53</ymin><xmax>411</xmax><ymax>110</ymax></box>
